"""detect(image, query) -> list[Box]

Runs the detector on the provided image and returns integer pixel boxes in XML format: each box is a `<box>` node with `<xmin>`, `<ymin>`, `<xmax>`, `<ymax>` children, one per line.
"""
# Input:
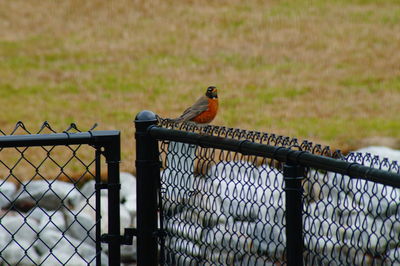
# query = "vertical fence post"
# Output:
<box><xmin>284</xmin><ymin>162</ymin><xmax>304</xmax><ymax>266</ymax></box>
<box><xmin>135</xmin><ymin>110</ymin><xmax>159</xmax><ymax>266</ymax></box>
<box><xmin>104</xmin><ymin>133</ymin><xmax>122</xmax><ymax>265</ymax></box>
<box><xmin>95</xmin><ymin>148</ymin><xmax>102</xmax><ymax>266</ymax></box>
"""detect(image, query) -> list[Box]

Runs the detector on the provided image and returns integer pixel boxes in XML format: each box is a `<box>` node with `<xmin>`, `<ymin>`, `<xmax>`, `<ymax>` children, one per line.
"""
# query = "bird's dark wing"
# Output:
<box><xmin>172</xmin><ymin>96</ymin><xmax>209</xmax><ymax>123</ymax></box>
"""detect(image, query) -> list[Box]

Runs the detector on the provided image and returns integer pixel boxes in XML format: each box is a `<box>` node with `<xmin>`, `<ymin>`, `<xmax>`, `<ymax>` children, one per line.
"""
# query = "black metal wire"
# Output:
<box><xmin>154</xmin><ymin>118</ymin><xmax>400</xmax><ymax>265</ymax></box>
<box><xmin>0</xmin><ymin>122</ymin><xmax>110</xmax><ymax>266</ymax></box>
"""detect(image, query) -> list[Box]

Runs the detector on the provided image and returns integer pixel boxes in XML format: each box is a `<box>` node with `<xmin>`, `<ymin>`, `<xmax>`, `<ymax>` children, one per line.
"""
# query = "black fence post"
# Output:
<box><xmin>135</xmin><ymin>110</ymin><xmax>160</xmax><ymax>266</ymax></box>
<box><xmin>104</xmin><ymin>133</ymin><xmax>122</xmax><ymax>265</ymax></box>
<box><xmin>95</xmin><ymin>148</ymin><xmax>102</xmax><ymax>266</ymax></box>
<box><xmin>284</xmin><ymin>162</ymin><xmax>304</xmax><ymax>266</ymax></box>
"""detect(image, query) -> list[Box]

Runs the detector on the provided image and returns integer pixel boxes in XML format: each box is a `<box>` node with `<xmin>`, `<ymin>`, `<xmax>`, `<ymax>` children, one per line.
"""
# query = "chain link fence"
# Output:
<box><xmin>153</xmin><ymin>118</ymin><xmax>400</xmax><ymax>265</ymax></box>
<box><xmin>304</xmin><ymin>152</ymin><xmax>400</xmax><ymax>265</ymax></box>
<box><xmin>0</xmin><ymin>122</ymin><xmax>108</xmax><ymax>265</ymax></box>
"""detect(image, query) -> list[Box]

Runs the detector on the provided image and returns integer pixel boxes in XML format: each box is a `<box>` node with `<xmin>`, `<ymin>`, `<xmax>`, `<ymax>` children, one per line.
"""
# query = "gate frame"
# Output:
<box><xmin>0</xmin><ymin>130</ymin><xmax>122</xmax><ymax>265</ymax></box>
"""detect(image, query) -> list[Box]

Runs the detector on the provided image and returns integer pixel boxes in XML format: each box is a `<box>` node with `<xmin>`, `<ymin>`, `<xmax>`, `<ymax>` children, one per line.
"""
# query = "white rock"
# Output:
<box><xmin>37</xmin><ymin>210</ymin><xmax>66</xmax><ymax>232</ymax></box>
<box><xmin>0</xmin><ymin>215</ymin><xmax>38</xmax><ymax>249</ymax></box>
<box><xmin>340</xmin><ymin>214</ymin><xmax>400</xmax><ymax>255</ymax></box>
<box><xmin>305</xmin><ymin>195</ymin><xmax>363</xmax><ymax>226</ymax></box>
<box><xmin>309</xmin><ymin>166</ymin><xmax>400</xmax><ymax>219</ymax></box>
<box><xmin>76</xmin><ymin>241</ymin><xmax>108</xmax><ymax>265</ymax></box>
<box><xmin>185</xmin><ymin>185</ymin><xmax>223</xmax><ymax>226</ymax></box>
<box><xmin>79</xmin><ymin>180</ymin><xmax>97</xmax><ymax>197</ymax></box>
<box><xmin>208</xmin><ymin>161</ymin><xmax>257</xmax><ymax>182</ymax></box>
<box><xmin>304</xmin><ymin>200</ymin><xmax>400</xmax><ymax>259</ymax></box>
<box><xmin>0</xmin><ymin>181</ymin><xmax>16</xmax><ymax>208</ymax></box>
<box><xmin>250</xmin><ymin>221</ymin><xmax>286</xmax><ymax>259</ymax></box>
<box><xmin>202</xmin><ymin>221</ymin><xmax>253</xmax><ymax>255</ymax></box>
<box><xmin>120</xmin><ymin>204</ymin><xmax>132</xmax><ymax>233</ymax></box>
<box><xmin>166</xmin><ymin>142</ymin><xmax>197</xmax><ymax>172</ymax></box>
<box><xmin>124</xmin><ymin>194</ymin><xmax>136</xmax><ymax>222</ymax></box>
<box><xmin>63</xmin><ymin>204</ymin><xmax>96</xmax><ymax>247</ymax></box>
<box><xmin>121</xmin><ymin>243</ymin><xmax>137</xmax><ymax>262</ymax></box>
<box><xmin>165</xmin><ymin>252</ymin><xmax>199</xmax><ymax>266</ymax></box>
<box><xmin>1</xmin><ymin>240</ymin><xmax>40</xmax><ymax>266</ymax></box>
<box><xmin>26</xmin><ymin>207</ymin><xmax>50</xmax><ymax>222</ymax></box>
<box><xmin>15</xmin><ymin>180</ymin><xmax>81</xmax><ymax>210</ymax></box>
<box><xmin>353</xmin><ymin>146</ymin><xmax>400</xmax><ymax>166</ymax></box>
<box><xmin>303</xmin><ymin>234</ymin><xmax>347</xmax><ymax>266</ymax></box>
<box><xmin>75</xmin><ymin>194</ymin><xmax>130</xmax><ymax>235</ymax></box>
<box><xmin>165</xmin><ymin>236</ymin><xmax>202</xmax><ymax>257</ymax></box>
<box><xmin>69</xmin><ymin>180</ymin><xmax>98</xmax><ymax>207</ymax></box>
<box><xmin>305</xmin><ymin>169</ymin><xmax>351</xmax><ymax>202</ymax></box>
<box><xmin>161</xmin><ymin>168</ymin><xmax>196</xmax><ymax>205</ymax></box>
<box><xmin>120</xmin><ymin>172</ymin><xmax>136</xmax><ymax>202</ymax></box>
<box><xmin>37</xmin><ymin>228</ymin><xmax>108</xmax><ymax>265</ymax></box>
<box><xmin>0</xmin><ymin>223</ymin><xmax>8</xmax><ymax>253</ymax></box>
<box><xmin>162</xmin><ymin>142</ymin><xmax>197</xmax><ymax>205</ymax></box>
<box><xmin>342</xmin><ymin>147</ymin><xmax>400</xmax><ymax>217</ymax></box>
<box><xmin>122</xmin><ymin>174</ymin><xmax>137</xmax><ymax>226</ymax></box>
<box><xmin>350</xmin><ymin>179</ymin><xmax>400</xmax><ymax>218</ymax></box>
<box><xmin>40</xmin><ymin>252</ymin><xmax>80</xmax><ymax>266</ymax></box>
<box><xmin>102</xmin><ymin>203</ymin><xmax>134</xmax><ymax>259</ymax></box>
<box><xmin>240</xmin><ymin>254</ymin><xmax>275</xmax><ymax>266</ymax></box>
<box><xmin>35</xmin><ymin>228</ymin><xmax>70</xmax><ymax>255</ymax></box>
<box><xmin>71</xmin><ymin>194</ymin><xmax>132</xmax><ymax>257</ymax></box>
<box><xmin>306</xmin><ymin>147</ymin><xmax>400</xmax><ymax>216</ymax></box>
<box><xmin>165</xmin><ymin>217</ymin><xmax>203</xmax><ymax>241</ymax></box>
<box><xmin>304</xmin><ymin>216</ymin><xmax>342</xmax><ymax>240</ymax></box>
<box><xmin>255</xmin><ymin>164</ymin><xmax>284</xmax><ymax>189</ymax></box>
<box><xmin>40</xmin><ymin>250</ymin><xmax>107</xmax><ymax>266</ymax></box>
<box><xmin>204</xmin><ymin>248</ymin><xmax>241</xmax><ymax>265</ymax></box>
<box><xmin>255</xmin><ymin>165</ymin><xmax>286</xmax><ymax>223</ymax></box>
<box><xmin>217</xmin><ymin>179</ymin><xmax>260</xmax><ymax>220</ymax></box>
<box><xmin>207</xmin><ymin>163</ymin><xmax>269</xmax><ymax>221</ymax></box>
<box><xmin>386</xmin><ymin>247</ymin><xmax>400</xmax><ymax>264</ymax></box>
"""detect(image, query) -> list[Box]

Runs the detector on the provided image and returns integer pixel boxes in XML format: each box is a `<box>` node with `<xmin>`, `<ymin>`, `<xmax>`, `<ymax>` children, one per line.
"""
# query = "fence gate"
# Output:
<box><xmin>0</xmin><ymin>123</ymin><xmax>131</xmax><ymax>265</ymax></box>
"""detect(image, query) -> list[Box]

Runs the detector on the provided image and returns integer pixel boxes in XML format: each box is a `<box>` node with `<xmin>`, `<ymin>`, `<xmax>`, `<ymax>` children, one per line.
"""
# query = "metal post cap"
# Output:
<box><xmin>135</xmin><ymin>110</ymin><xmax>158</xmax><ymax>122</ymax></box>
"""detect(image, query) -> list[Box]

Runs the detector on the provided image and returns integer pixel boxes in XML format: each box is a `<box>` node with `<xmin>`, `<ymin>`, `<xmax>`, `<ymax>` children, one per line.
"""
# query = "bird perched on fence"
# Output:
<box><xmin>169</xmin><ymin>86</ymin><xmax>219</xmax><ymax>124</ymax></box>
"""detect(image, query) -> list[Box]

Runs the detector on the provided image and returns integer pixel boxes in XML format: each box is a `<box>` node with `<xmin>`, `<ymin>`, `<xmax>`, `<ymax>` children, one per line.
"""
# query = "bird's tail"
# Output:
<box><xmin>165</xmin><ymin>117</ymin><xmax>184</xmax><ymax>123</ymax></box>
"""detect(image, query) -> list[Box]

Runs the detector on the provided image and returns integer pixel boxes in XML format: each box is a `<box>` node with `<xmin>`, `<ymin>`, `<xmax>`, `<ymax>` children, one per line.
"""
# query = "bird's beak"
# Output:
<box><xmin>212</xmin><ymin>89</ymin><xmax>218</xmax><ymax>98</ymax></box>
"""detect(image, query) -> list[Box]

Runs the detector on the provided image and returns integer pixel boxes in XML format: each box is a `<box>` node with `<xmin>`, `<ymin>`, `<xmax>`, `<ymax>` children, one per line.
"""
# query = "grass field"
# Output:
<box><xmin>0</xmin><ymin>0</ymin><xmax>399</xmax><ymax>174</ymax></box>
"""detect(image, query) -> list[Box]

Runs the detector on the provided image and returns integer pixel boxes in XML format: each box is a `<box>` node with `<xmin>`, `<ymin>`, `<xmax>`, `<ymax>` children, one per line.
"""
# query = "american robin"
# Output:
<box><xmin>170</xmin><ymin>86</ymin><xmax>218</xmax><ymax>124</ymax></box>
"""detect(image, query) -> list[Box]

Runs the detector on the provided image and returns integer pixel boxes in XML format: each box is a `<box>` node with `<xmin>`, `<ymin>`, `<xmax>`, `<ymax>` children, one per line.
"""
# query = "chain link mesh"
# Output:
<box><xmin>157</xmin><ymin>119</ymin><xmax>400</xmax><ymax>265</ymax></box>
<box><xmin>0</xmin><ymin>122</ymin><xmax>105</xmax><ymax>265</ymax></box>
<box><xmin>304</xmin><ymin>152</ymin><xmax>400</xmax><ymax>265</ymax></box>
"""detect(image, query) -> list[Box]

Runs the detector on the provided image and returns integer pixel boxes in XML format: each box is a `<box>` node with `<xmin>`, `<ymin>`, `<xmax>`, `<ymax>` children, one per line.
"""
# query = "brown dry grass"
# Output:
<box><xmin>0</xmin><ymin>0</ymin><xmax>399</xmax><ymax>178</ymax></box>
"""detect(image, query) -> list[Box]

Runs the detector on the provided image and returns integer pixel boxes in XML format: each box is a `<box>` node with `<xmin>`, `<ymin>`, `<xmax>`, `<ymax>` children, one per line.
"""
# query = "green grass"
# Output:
<box><xmin>0</xmin><ymin>0</ymin><xmax>399</xmax><ymax>174</ymax></box>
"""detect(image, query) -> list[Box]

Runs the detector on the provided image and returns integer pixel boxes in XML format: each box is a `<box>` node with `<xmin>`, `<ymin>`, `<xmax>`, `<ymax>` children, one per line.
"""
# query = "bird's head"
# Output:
<box><xmin>206</xmin><ymin>86</ymin><xmax>218</xmax><ymax>99</ymax></box>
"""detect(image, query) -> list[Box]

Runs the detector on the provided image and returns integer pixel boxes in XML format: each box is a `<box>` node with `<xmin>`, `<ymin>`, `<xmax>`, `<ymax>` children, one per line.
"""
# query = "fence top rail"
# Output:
<box><xmin>149</xmin><ymin>125</ymin><xmax>400</xmax><ymax>188</ymax></box>
<box><xmin>157</xmin><ymin>116</ymin><xmax>343</xmax><ymax>158</ymax></box>
<box><xmin>0</xmin><ymin>130</ymin><xmax>120</xmax><ymax>148</ymax></box>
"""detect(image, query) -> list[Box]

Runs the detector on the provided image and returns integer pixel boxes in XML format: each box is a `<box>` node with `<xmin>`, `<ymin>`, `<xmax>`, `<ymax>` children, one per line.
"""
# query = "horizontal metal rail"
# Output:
<box><xmin>149</xmin><ymin>126</ymin><xmax>400</xmax><ymax>188</ymax></box>
<box><xmin>0</xmin><ymin>130</ymin><xmax>120</xmax><ymax>148</ymax></box>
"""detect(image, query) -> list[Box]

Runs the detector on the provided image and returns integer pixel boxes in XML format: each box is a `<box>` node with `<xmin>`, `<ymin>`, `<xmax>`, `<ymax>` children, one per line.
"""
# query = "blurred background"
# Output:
<box><xmin>0</xmin><ymin>0</ymin><xmax>399</xmax><ymax>173</ymax></box>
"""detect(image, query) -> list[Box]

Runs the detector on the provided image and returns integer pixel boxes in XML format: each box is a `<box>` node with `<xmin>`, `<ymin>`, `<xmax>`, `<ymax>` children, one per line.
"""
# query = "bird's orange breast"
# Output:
<box><xmin>191</xmin><ymin>98</ymin><xmax>218</xmax><ymax>124</ymax></box>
